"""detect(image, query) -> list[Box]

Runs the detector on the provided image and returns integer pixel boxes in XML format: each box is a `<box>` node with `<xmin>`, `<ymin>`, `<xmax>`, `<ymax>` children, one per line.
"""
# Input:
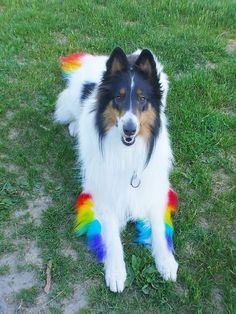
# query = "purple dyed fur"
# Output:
<box><xmin>166</xmin><ymin>234</ymin><xmax>174</xmax><ymax>251</ymax></box>
<box><xmin>87</xmin><ymin>234</ymin><xmax>106</xmax><ymax>262</ymax></box>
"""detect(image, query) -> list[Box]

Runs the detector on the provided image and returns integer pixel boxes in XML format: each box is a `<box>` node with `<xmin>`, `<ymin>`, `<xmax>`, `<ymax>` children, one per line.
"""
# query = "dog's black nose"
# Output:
<box><xmin>123</xmin><ymin>120</ymin><xmax>136</xmax><ymax>136</ymax></box>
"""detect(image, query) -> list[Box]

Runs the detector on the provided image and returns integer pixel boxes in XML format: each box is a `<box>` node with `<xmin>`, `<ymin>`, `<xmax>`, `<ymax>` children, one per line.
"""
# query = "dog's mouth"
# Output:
<box><xmin>122</xmin><ymin>135</ymin><xmax>135</xmax><ymax>146</ymax></box>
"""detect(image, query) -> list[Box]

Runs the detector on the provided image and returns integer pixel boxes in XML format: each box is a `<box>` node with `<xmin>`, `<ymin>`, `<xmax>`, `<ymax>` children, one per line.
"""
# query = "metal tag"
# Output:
<box><xmin>130</xmin><ymin>172</ymin><xmax>141</xmax><ymax>188</ymax></box>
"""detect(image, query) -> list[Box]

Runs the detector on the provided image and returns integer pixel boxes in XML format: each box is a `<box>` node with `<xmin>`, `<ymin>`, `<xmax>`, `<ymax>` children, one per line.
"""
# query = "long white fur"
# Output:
<box><xmin>54</xmin><ymin>50</ymin><xmax>178</xmax><ymax>292</ymax></box>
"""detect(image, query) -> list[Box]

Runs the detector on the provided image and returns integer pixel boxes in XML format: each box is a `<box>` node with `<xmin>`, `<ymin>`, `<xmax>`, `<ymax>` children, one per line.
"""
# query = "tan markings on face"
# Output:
<box><xmin>103</xmin><ymin>102</ymin><xmax>120</xmax><ymax>131</ymax></box>
<box><xmin>119</xmin><ymin>88</ymin><xmax>126</xmax><ymax>96</ymax></box>
<box><xmin>137</xmin><ymin>103</ymin><xmax>156</xmax><ymax>142</ymax></box>
<box><xmin>136</xmin><ymin>88</ymin><xmax>143</xmax><ymax>96</ymax></box>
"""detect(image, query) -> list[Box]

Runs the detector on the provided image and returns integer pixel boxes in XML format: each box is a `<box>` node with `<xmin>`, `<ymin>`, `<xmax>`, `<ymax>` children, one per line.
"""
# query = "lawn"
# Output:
<box><xmin>0</xmin><ymin>0</ymin><xmax>235</xmax><ymax>313</ymax></box>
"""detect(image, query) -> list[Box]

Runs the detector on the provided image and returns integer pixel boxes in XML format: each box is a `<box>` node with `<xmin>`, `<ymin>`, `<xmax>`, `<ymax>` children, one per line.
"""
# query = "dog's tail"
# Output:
<box><xmin>54</xmin><ymin>52</ymin><xmax>91</xmax><ymax>125</ymax></box>
<box><xmin>60</xmin><ymin>52</ymin><xmax>91</xmax><ymax>81</ymax></box>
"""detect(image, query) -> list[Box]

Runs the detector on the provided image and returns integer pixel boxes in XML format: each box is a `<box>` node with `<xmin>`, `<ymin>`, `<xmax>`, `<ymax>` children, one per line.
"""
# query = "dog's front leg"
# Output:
<box><xmin>101</xmin><ymin>215</ymin><xmax>126</xmax><ymax>292</ymax></box>
<box><xmin>150</xmin><ymin>197</ymin><xmax>178</xmax><ymax>281</ymax></box>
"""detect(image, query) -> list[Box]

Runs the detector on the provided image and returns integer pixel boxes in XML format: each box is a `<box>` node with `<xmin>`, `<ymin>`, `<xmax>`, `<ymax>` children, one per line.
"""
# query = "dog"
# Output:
<box><xmin>54</xmin><ymin>48</ymin><xmax>178</xmax><ymax>292</ymax></box>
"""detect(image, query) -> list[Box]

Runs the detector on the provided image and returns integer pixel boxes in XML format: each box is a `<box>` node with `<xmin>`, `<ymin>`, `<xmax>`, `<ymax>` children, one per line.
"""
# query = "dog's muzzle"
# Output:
<box><xmin>122</xmin><ymin>119</ymin><xmax>137</xmax><ymax>146</ymax></box>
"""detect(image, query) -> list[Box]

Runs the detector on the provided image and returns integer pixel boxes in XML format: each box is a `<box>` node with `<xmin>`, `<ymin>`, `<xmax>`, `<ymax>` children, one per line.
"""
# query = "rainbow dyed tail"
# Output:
<box><xmin>60</xmin><ymin>52</ymin><xmax>91</xmax><ymax>80</ymax></box>
<box><xmin>74</xmin><ymin>193</ymin><xmax>106</xmax><ymax>262</ymax></box>
<box><xmin>135</xmin><ymin>189</ymin><xmax>178</xmax><ymax>252</ymax></box>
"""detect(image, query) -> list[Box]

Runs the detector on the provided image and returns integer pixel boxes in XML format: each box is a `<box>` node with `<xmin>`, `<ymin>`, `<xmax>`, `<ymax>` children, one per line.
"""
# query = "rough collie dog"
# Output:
<box><xmin>54</xmin><ymin>48</ymin><xmax>178</xmax><ymax>292</ymax></box>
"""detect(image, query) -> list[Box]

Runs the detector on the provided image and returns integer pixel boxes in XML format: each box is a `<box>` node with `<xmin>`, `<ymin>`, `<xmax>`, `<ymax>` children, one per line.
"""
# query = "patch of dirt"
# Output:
<box><xmin>0</xmin><ymin>271</ymin><xmax>36</xmax><ymax>295</ymax></box>
<box><xmin>0</xmin><ymin>158</ymin><xmax>21</xmax><ymax>174</ymax></box>
<box><xmin>0</xmin><ymin>197</ymin><xmax>48</xmax><ymax>312</ymax></box>
<box><xmin>20</xmin><ymin>293</ymin><xmax>48</xmax><ymax>314</ymax></box>
<box><xmin>0</xmin><ymin>270</ymin><xmax>37</xmax><ymax>313</ymax></box>
<box><xmin>51</xmin><ymin>32</ymin><xmax>67</xmax><ymax>45</ymax></box>
<box><xmin>16</xmin><ymin>57</ymin><xmax>27</xmax><ymax>66</ymax></box>
<box><xmin>20</xmin><ymin>102</ymin><xmax>27</xmax><ymax>108</ymax></box>
<box><xmin>0</xmin><ymin>253</ymin><xmax>18</xmax><ymax>272</ymax></box>
<box><xmin>124</xmin><ymin>20</ymin><xmax>138</xmax><ymax>26</ymax></box>
<box><xmin>8</xmin><ymin>128</ymin><xmax>19</xmax><ymax>140</ymax></box>
<box><xmin>0</xmin><ymin>242</ymin><xmax>45</xmax><ymax>313</ymax></box>
<box><xmin>212</xmin><ymin>169</ymin><xmax>231</xmax><ymax>195</ymax></box>
<box><xmin>63</xmin><ymin>246</ymin><xmax>78</xmax><ymax>260</ymax></box>
<box><xmin>24</xmin><ymin>241</ymin><xmax>43</xmax><ymax>266</ymax></box>
<box><xmin>211</xmin><ymin>287</ymin><xmax>224</xmax><ymax>313</ymax></box>
<box><xmin>0</xmin><ymin>178</ymin><xmax>87</xmax><ymax>313</ymax></box>
<box><xmin>184</xmin><ymin>242</ymin><xmax>195</xmax><ymax>256</ymax></box>
<box><xmin>221</xmin><ymin>108</ymin><xmax>236</xmax><ymax>117</ymax></box>
<box><xmin>27</xmin><ymin>193</ymin><xmax>52</xmax><ymax>224</ymax></box>
<box><xmin>0</xmin><ymin>111</ymin><xmax>14</xmax><ymax>128</ymax></box>
<box><xmin>62</xmin><ymin>284</ymin><xmax>88</xmax><ymax>314</ymax></box>
<box><xmin>7</xmin><ymin>163</ymin><xmax>20</xmax><ymax>173</ymax></box>
<box><xmin>225</xmin><ymin>39</ymin><xmax>236</xmax><ymax>53</ymax></box>
<box><xmin>13</xmin><ymin>208</ymin><xmax>29</xmax><ymax>219</ymax></box>
<box><xmin>205</xmin><ymin>61</ymin><xmax>216</xmax><ymax>69</ymax></box>
<box><xmin>174</xmin><ymin>71</ymin><xmax>185</xmax><ymax>80</ymax></box>
<box><xmin>5</xmin><ymin>111</ymin><xmax>14</xmax><ymax>119</ymax></box>
<box><xmin>61</xmin><ymin>241</ymin><xmax>78</xmax><ymax>260</ymax></box>
<box><xmin>195</xmin><ymin>62</ymin><xmax>216</xmax><ymax>70</ymax></box>
<box><xmin>198</xmin><ymin>217</ymin><xmax>209</xmax><ymax>230</ymax></box>
<box><xmin>175</xmin><ymin>283</ymin><xmax>188</xmax><ymax>297</ymax></box>
<box><xmin>229</xmin><ymin>155</ymin><xmax>236</xmax><ymax>170</ymax></box>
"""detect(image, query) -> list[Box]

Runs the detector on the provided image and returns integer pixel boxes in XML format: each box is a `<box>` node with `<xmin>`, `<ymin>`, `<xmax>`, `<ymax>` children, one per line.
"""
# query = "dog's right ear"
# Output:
<box><xmin>134</xmin><ymin>49</ymin><xmax>157</xmax><ymax>80</ymax></box>
<box><xmin>106</xmin><ymin>47</ymin><xmax>129</xmax><ymax>75</ymax></box>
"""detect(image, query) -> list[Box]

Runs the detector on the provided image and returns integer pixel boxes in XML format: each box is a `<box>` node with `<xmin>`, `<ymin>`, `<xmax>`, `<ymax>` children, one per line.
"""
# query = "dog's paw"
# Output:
<box><xmin>105</xmin><ymin>261</ymin><xmax>127</xmax><ymax>293</ymax></box>
<box><xmin>156</xmin><ymin>254</ymin><xmax>178</xmax><ymax>282</ymax></box>
<box><xmin>68</xmin><ymin>121</ymin><xmax>77</xmax><ymax>137</ymax></box>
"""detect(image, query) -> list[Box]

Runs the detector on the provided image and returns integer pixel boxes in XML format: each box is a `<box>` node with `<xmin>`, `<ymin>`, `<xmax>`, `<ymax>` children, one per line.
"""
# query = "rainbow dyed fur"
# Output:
<box><xmin>75</xmin><ymin>189</ymin><xmax>178</xmax><ymax>262</ymax></box>
<box><xmin>135</xmin><ymin>189</ymin><xmax>178</xmax><ymax>252</ymax></box>
<box><xmin>74</xmin><ymin>193</ymin><xmax>106</xmax><ymax>262</ymax></box>
<box><xmin>60</xmin><ymin>52</ymin><xmax>90</xmax><ymax>80</ymax></box>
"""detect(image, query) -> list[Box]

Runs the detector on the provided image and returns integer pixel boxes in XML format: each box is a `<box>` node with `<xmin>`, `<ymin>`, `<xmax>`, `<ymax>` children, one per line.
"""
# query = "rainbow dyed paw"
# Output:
<box><xmin>135</xmin><ymin>188</ymin><xmax>178</xmax><ymax>251</ymax></box>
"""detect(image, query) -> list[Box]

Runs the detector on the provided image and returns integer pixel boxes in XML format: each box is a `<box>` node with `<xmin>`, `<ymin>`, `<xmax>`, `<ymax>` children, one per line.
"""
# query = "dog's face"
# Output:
<box><xmin>96</xmin><ymin>48</ymin><xmax>163</xmax><ymax>163</ymax></box>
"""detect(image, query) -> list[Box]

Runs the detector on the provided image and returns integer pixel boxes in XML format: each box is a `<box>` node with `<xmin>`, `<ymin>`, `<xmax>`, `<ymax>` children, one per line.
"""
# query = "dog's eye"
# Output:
<box><xmin>139</xmin><ymin>96</ymin><xmax>147</xmax><ymax>110</ymax></box>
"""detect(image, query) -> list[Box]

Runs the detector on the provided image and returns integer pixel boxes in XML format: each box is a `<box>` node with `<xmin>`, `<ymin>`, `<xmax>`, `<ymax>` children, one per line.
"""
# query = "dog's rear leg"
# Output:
<box><xmin>101</xmin><ymin>215</ymin><xmax>126</xmax><ymax>293</ymax></box>
<box><xmin>54</xmin><ymin>88</ymin><xmax>79</xmax><ymax>136</ymax></box>
<box><xmin>150</xmin><ymin>196</ymin><xmax>178</xmax><ymax>281</ymax></box>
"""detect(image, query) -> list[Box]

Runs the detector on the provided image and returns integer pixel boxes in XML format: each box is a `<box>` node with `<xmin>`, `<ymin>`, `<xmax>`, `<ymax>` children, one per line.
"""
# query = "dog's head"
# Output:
<box><xmin>96</xmin><ymin>47</ymin><xmax>165</xmax><ymax>163</ymax></box>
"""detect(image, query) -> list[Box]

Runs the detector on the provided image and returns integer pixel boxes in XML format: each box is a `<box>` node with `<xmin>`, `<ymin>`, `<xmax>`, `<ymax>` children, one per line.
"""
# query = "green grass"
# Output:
<box><xmin>0</xmin><ymin>0</ymin><xmax>235</xmax><ymax>313</ymax></box>
<box><xmin>16</xmin><ymin>286</ymin><xmax>39</xmax><ymax>305</ymax></box>
<box><xmin>0</xmin><ymin>264</ymin><xmax>10</xmax><ymax>275</ymax></box>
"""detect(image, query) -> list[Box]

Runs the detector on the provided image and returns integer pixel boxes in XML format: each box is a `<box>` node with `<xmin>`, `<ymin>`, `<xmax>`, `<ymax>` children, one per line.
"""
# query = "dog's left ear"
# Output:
<box><xmin>134</xmin><ymin>49</ymin><xmax>157</xmax><ymax>79</ymax></box>
<box><xmin>106</xmin><ymin>47</ymin><xmax>129</xmax><ymax>75</ymax></box>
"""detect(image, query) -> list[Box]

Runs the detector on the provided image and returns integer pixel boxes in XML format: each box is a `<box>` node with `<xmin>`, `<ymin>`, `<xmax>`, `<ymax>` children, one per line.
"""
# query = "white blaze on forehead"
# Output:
<box><xmin>131</xmin><ymin>74</ymin><xmax>135</xmax><ymax>89</ymax></box>
<box><xmin>129</xmin><ymin>74</ymin><xmax>135</xmax><ymax>111</ymax></box>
